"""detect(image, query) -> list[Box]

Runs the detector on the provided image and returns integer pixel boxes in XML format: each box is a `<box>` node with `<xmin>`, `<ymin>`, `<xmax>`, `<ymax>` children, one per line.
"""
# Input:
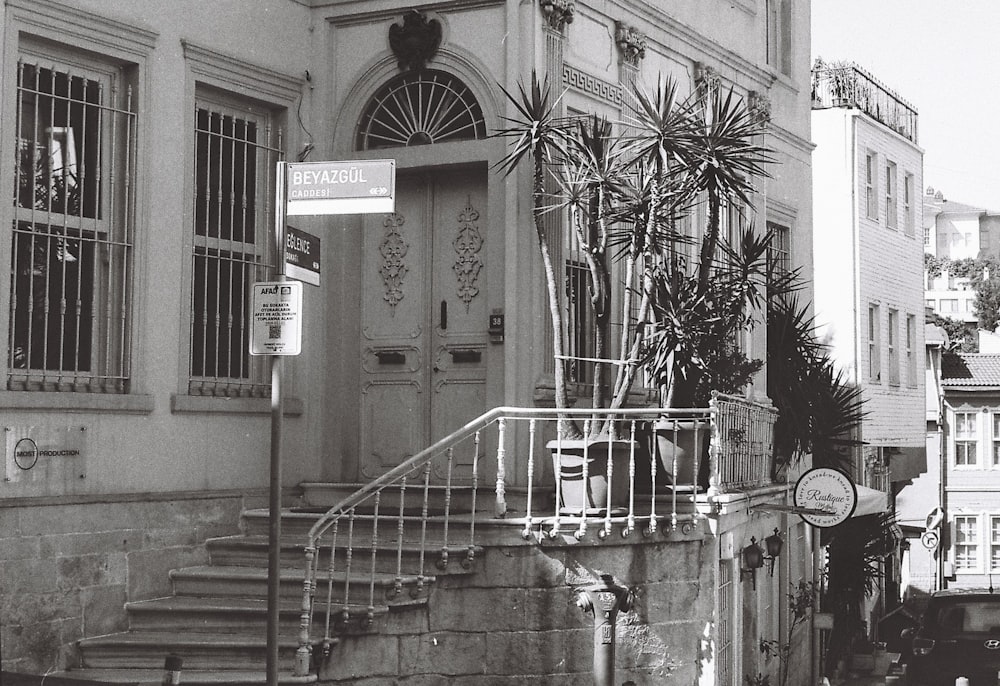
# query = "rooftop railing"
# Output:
<box><xmin>811</xmin><ymin>60</ymin><xmax>918</xmax><ymax>143</ymax></box>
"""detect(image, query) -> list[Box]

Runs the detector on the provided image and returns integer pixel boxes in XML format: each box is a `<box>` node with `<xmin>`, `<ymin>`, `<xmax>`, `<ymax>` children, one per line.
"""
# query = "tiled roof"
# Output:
<box><xmin>925</xmin><ymin>323</ymin><xmax>949</xmax><ymax>346</ymax></box>
<box><xmin>941</xmin><ymin>353</ymin><xmax>1000</xmax><ymax>387</ymax></box>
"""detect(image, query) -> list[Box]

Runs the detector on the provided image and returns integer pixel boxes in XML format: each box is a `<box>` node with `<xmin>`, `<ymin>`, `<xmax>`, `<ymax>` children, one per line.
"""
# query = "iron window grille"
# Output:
<box><xmin>188</xmin><ymin>96</ymin><xmax>282</xmax><ymax>397</ymax></box>
<box><xmin>9</xmin><ymin>57</ymin><xmax>136</xmax><ymax>393</ymax></box>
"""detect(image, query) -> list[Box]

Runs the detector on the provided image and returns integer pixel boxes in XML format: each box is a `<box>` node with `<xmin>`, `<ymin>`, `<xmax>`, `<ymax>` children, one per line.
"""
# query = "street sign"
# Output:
<box><xmin>286</xmin><ymin>159</ymin><xmax>395</xmax><ymax>215</ymax></box>
<box><xmin>285</xmin><ymin>225</ymin><xmax>320</xmax><ymax>286</ymax></box>
<box><xmin>250</xmin><ymin>281</ymin><xmax>302</xmax><ymax>356</ymax></box>
<box><xmin>920</xmin><ymin>529</ymin><xmax>940</xmax><ymax>550</ymax></box>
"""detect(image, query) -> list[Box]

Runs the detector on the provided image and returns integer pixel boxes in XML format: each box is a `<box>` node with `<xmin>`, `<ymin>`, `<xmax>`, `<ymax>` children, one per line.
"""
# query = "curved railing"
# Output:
<box><xmin>292</xmin><ymin>394</ymin><xmax>777</xmax><ymax>676</ymax></box>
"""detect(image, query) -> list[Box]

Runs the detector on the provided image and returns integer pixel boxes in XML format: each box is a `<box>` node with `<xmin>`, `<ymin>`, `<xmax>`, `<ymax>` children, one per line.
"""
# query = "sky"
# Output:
<box><xmin>812</xmin><ymin>0</ymin><xmax>1000</xmax><ymax>210</ymax></box>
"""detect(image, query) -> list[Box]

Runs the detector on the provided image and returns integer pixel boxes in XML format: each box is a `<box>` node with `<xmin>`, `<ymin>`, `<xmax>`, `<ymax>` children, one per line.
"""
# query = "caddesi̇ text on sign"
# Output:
<box><xmin>285</xmin><ymin>159</ymin><xmax>395</xmax><ymax>215</ymax></box>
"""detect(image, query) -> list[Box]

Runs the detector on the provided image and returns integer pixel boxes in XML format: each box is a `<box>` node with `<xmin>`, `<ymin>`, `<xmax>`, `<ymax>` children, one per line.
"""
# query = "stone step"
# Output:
<box><xmin>240</xmin><ymin>507</ymin><xmax>543</xmax><ymax>548</ymax></box>
<box><xmin>206</xmin><ymin>534</ymin><xmax>482</xmax><ymax>575</ymax></box>
<box><xmin>169</xmin><ymin>565</ymin><xmax>434</xmax><ymax>609</ymax></box>
<box><xmin>125</xmin><ymin>596</ymin><xmax>387</xmax><ymax>636</ymax></box>
<box><xmin>51</xmin><ymin>668</ymin><xmax>316</xmax><ymax>685</ymax></box>
<box><xmin>298</xmin><ymin>482</ymin><xmax>547</xmax><ymax>516</ymax></box>
<box><xmin>76</xmin><ymin>631</ymin><xmax>306</xmax><ymax>671</ymax></box>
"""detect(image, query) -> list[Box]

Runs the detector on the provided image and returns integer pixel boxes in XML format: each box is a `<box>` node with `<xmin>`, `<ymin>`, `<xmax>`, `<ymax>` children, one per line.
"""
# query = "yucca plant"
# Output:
<box><xmin>493</xmin><ymin>71</ymin><xmax>576</xmax><ymax>429</ymax></box>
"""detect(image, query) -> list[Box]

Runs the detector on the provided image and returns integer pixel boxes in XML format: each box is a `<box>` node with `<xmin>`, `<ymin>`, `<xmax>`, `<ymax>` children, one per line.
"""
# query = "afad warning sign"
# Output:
<box><xmin>250</xmin><ymin>281</ymin><xmax>302</xmax><ymax>356</ymax></box>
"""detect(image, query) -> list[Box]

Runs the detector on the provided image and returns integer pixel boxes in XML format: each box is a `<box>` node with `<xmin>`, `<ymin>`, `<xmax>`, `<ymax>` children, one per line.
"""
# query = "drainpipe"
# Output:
<box><xmin>575</xmin><ymin>578</ymin><xmax>633</xmax><ymax>686</ymax></box>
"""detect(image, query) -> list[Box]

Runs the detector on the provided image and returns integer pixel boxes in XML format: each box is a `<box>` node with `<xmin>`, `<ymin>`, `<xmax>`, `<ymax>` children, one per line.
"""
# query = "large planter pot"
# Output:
<box><xmin>653</xmin><ymin>418</ymin><xmax>709</xmax><ymax>489</ymax></box>
<box><xmin>547</xmin><ymin>437</ymin><xmax>635</xmax><ymax>514</ymax></box>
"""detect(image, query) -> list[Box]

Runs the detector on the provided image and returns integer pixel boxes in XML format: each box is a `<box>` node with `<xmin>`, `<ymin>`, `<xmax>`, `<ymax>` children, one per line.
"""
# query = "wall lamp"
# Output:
<box><xmin>741</xmin><ymin>537</ymin><xmax>765</xmax><ymax>589</ymax></box>
<box><xmin>741</xmin><ymin>529</ymin><xmax>784</xmax><ymax>589</ymax></box>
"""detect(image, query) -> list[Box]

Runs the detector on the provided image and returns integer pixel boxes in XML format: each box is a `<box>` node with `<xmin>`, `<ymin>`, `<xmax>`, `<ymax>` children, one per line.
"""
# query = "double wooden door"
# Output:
<box><xmin>359</xmin><ymin>168</ymin><xmax>490</xmax><ymax>482</ymax></box>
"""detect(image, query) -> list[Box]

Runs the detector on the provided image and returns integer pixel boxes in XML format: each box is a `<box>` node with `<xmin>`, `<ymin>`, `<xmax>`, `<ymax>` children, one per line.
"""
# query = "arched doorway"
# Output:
<box><xmin>355</xmin><ymin>69</ymin><xmax>492</xmax><ymax>482</ymax></box>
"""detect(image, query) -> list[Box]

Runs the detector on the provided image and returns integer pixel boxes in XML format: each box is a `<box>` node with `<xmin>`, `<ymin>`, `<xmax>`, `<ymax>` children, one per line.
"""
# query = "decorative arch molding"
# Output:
<box><xmin>331</xmin><ymin>47</ymin><xmax>501</xmax><ymax>158</ymax></box>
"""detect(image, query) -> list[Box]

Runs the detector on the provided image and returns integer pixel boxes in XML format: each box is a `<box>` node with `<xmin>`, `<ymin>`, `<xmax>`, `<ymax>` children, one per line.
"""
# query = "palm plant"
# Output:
<box><xmin>496</xmin><ymin>72</ymin><xmax>781</xmax><ymax>423</ymax></box>
<box><xmin>494</xmin><ymin>72</ymin><xmax>574</xmax><ymax>422</ymax></box>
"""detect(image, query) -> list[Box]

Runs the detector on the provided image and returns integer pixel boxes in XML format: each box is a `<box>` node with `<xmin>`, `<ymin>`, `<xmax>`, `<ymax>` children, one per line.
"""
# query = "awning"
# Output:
<box><xmin>853</xmin><ymin>484</ymin><xmax>889</xmax><ymax>518</ymax></box>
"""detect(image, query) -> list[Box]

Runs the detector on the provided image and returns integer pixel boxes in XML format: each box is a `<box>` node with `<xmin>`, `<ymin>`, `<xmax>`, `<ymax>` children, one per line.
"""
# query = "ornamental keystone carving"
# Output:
<box><xmin>388</xmin><ymin>10</ymin><xmax>442</xmax><ymax>72</ymax></box>
<box><xmin>453</xmin><ymin>200</ymin><xmax>483</xmax><ymax>311</ymax></box>
<box><xmin>379</xmin><ymin>213</ymin><xmax>409</xmax><ymax>313</ymax></box>
<box><xmin>540</xmin><ymin>0</ymin><xmax>574</xmax><ymax>32</ymax></box>
<box><xmin>615</xmin><ymin>21</ymin><xmax>646</xmax><ymax>67</ymax></box>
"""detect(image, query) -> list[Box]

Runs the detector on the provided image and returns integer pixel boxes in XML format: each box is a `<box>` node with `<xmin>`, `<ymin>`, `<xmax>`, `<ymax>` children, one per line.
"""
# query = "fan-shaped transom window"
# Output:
<box><xmin>356</xmin><ymin>69</ymin><xmax>486</xmax><ymax>150</ymax></box>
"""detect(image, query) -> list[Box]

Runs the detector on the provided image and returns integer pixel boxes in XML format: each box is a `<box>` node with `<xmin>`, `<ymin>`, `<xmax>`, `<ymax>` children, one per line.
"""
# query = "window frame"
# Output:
<box><xmin>868</xmin><ymin>304</ymin><xmax>881</xmax><ymax>383</ymax></box>
<box><xmin>175</xmin><ymin>41</ymin><xmax>301</xmax><ymax>409</ymax></box>
<box><xmin>885</xmin><ymin>161</ymin><xmax>897</xmax><ymax>229</ymax></box>
<box><xmin>187</xmin><ymin>89</ymin><xmax>281</xmax><ymax>398</ymax></box>
<box><xmin>865</xmin><ymin>151</ymin><xmax>879</xmax><ymax>220</ymax></box>
<box><xmin>4</xmin><ymin>25</ymin><xmax>146</xmax><ymax>396</ymax></box>
<box><xmin>954</xmin><ymin>410</ymin><xmax>979</xmax><ymax>468</ymax></box>
<box><xmin>904</xmin><ymin>172</ymin><xmax>915</xmax><ymax>236</ymax></box>
<box><xmin>887</xmin><ymin>308</ymin><xmax>899</xmax><ymax>386</ymax></box>
<box><xmin>906</xmin><ymin>313</ymin><xmax>917</xmax><ymax>387</ymax></box>
<box><xmin>991</xmin><ymin>516</ymin><xmax>1000</xmax><ymax>572</ymax></box>
<box><xmin>954</xmin><ymin>514</ymin><xmax>980</xmax><ymax>573</ymax></box>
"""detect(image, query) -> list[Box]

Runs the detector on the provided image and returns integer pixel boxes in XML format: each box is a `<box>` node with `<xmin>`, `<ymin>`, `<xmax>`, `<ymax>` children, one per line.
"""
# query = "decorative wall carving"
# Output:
<box><xmin>694</xmin><ymin>61</ymin><xmax>721</xmax><ymax>98</ymax></box>
<box><xmin>614</xmin><ymin>21</ymin><xmax>646</xmax><ymax>67</ymax></box>
<box><xmin>379</xmin><ymin>213</ymin><xmax>409</xmax><ymax>313</ymax></box>
<box><xmin>540</xmin><ymin>0</ymin><xmax>575</xmax><ymax>32</ymax></box>
<box><xmin>453</xmin><ymin>200</ymin><xmax>483</xmax><ymax>311</ymax></box>
<box><xmin>749</xmin><ymin>90</ymin><xmax>772</xmax><ymax>125</ymax></box>
<box><xmin>562</xmin><ymin>64</ymin><xmax>622</xmax><ymax>105</ymax></box>
<box><xmin>388</xmin><ymin>10</ymin><xmax>442</xmax><ymax>72</ymax></box>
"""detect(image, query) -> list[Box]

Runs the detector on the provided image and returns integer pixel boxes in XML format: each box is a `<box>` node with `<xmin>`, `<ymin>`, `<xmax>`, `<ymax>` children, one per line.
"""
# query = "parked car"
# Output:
<box><xmin>902</xmin><ymin>588</ymin><xmax>1000</xmax><ymax>685</ymax></box>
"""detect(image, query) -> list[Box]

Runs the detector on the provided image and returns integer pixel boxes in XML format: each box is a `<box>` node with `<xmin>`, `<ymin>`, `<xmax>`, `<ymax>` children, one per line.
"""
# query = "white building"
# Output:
<box><xmin>811</xmin><ymin>60</ymin><xmax>926</xmax><ymax>491</ymax></box>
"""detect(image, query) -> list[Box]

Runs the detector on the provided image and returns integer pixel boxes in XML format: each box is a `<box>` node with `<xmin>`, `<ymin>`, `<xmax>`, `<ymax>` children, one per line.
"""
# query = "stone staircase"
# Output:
<box><xmin>57</xmin><ymin>485</ymin><xmax>511</xmax><ymax>685</ymax></box>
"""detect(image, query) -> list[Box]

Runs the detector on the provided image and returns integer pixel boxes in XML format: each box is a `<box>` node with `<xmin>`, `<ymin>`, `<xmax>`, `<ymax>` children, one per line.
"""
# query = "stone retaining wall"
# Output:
<box><xmin>0</xmin><ymin>493</ymin><xmax>247</xmax><ymax>674</ymax></box>
<box><xmin>319</xmin><ymin>535</ymin><xmax>716</xmax><ymax>685</ymax></box>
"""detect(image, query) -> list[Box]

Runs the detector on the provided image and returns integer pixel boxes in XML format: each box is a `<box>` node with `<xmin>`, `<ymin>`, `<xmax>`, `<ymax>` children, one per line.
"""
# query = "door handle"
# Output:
<box><xmin>440</xmin><ymin>300</ymin><xmax>448</xmax><ymax>330</ymax></box>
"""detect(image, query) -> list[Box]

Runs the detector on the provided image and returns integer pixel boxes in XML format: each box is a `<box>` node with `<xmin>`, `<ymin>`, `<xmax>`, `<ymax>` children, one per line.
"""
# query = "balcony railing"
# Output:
<box><xmin>811</xmin><ymin>60</ymin><xmax>918</xmax><ymax>143</ymax></box>
<box><xmin>291</xmin><ymin>393</ymin><xmax>777</xmax><ymax>676</ymax></box>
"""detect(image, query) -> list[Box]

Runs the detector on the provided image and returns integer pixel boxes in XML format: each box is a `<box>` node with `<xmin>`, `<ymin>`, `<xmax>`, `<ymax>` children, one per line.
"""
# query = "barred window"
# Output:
<box><xmin>189</xmin><ymin>94</ymin><xmax>282</xmax><ymax>396</ymax></box>
<box><xmin>9</xmin><ymin>53</ymin><xmax>136</xmax><ymax>392</ymax></box>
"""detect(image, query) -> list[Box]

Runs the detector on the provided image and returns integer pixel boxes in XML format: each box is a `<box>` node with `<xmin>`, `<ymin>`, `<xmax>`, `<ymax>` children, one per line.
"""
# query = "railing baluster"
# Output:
<box><xmin>550</xmin><ymin>418</ymin><xmax>563</xmax><ymax>539</ymax></box>
<box><xmin>367</xmin><ymin>491</ymin><xmax>380</xmax><ymax>628</ymax></box>
<box><xmin>466</xmin><ymin>430</ymin><xmax>480</xmax><ymax>569</ymax></box>
<box><xmin>599</xmin><ymin>421</ymin><xmax>614</xmax><ymax>540</ymax></box>
<box><xmin>392</xmin><ymin>477</ymin><xmax>407</xmax><ymax>599</ymax></box>
<box><xmin>522</xmin><ymin>419</ymin><xmax>535</xmax><ymax>540</ymax></box>
<box><xmin>438</xmin><ymin>446</ymin><xmax>454</xmax><ymax>571</ymax></box>
<box><xmin>575</xmin><ymin>418</ymin><xmax>592</xmax><ymax>540</ymax></box>
<box><xmin>295</xmin><ymin>541</ymin><xmax>316</xmax><ymax>677</ymax></box>
<box><xmin>495</xmin><ymin>418</ymin><xmax>507</xmax><ymax>517</ymax></box>
<box><xmin>624</xmin><ymin>419</ymin><xmax>636</xmax><ymax>539</ymax></box>
<box><xmin>415</xmin><ymin>461</ymin><xmax>432</xmax><ymax>598</ymax></box>
<box><xmin>323</xmin><ymin>522</ymin><xmax>339</xmax><ymax>656</ymax></box>
<box><xmin>342</xmin><ymin>509</ymin><xmax>355</xmax><ymax>629</ymax></box>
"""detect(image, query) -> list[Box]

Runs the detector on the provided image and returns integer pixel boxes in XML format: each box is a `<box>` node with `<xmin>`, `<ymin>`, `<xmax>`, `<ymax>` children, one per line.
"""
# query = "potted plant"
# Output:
<box><xmin>495</xmin><ymin>72</ymin><xmax>781</xmax><ymax>505</ymax></box>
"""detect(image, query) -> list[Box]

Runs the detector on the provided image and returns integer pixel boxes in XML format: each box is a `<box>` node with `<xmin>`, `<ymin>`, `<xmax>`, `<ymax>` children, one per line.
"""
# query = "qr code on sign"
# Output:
<box><xmin>268</xmin><ymin>324</ymin><xmax>282</xmax><ymax>339</ymax></box>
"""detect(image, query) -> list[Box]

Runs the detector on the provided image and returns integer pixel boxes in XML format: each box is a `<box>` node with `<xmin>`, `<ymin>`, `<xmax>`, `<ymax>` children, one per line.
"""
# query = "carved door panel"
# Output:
<box><xmin>360</xmin><ymin>168</ymin><xmax>488</xmax><ymax>483</ymax></box>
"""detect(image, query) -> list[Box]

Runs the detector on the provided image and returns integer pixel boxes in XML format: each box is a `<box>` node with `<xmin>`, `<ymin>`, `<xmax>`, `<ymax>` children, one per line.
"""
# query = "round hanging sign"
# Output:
<box><xmin>793</xmin><ymin>467</ymin><xmax>858</xmax><ymax>528</ymax></box>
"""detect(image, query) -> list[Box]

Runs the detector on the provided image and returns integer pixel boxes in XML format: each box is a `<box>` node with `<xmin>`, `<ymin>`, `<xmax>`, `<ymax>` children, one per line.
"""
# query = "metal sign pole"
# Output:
<box><xmin>266</xmin><ymin>161</ymin><xmax>288</xmax><ymax>686</ymax></box>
